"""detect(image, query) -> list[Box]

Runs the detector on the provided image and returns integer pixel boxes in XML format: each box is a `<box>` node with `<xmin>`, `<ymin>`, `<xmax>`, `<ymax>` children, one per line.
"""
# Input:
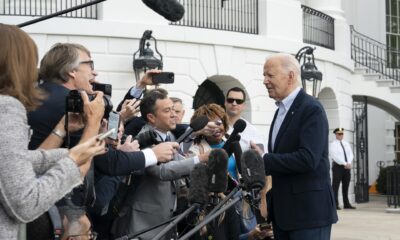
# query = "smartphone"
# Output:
<box><xmin>107</xmin><ymin>111</ymin><xmax>120</xmax><ymax>140</ymax></box>
<box><xmin>152</xmin><ymin>72</ymin><xmax>175</xmax><ymax>84</ymax></box>
<box><xmin>98</xmin><ymin>128</ymin><xmax>116</xmax><ymax>141</ymax></box>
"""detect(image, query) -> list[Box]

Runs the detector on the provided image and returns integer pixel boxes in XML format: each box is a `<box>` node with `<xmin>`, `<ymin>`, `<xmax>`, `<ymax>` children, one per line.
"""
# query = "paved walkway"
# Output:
<box><xmin>332</xmin><ymin>194</ymin><xmax>400</xmax><ymax>240</ymax></box>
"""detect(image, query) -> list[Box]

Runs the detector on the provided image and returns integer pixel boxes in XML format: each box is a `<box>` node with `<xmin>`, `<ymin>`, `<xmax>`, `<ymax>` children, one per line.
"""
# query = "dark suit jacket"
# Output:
<box><xmin>264</xmin><ymin>89</ymin><xmax>338</xmax><ymax>231</ymax></box>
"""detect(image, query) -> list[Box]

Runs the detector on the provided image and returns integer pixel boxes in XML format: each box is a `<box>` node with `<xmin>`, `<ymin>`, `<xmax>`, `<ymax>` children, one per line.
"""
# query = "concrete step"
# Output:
<box><xmin>354</xmin><ymin>67</ymin><xmax>368</xmax><ymax>74</ymax></box>
<box><xmin>363</xmin><ymin>73</ymin><xmax>382</xmax><ymax>81</ymax></box>
<box><xmin>376</xmin><ymin>79</ymin><xmax>394</xmax><ymax>87</ymax></box>
<box><xmin>389</xmin><ymin>86</ymin><xmax>400</xmax><ymax>93</ymax></box>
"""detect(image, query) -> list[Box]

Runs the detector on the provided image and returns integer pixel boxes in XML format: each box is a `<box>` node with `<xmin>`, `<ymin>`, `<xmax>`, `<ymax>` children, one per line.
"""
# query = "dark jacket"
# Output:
<box><xmin>264</xmin><ymin>89</ymin><xmax>338</xmax><ymax>230</ymax></box>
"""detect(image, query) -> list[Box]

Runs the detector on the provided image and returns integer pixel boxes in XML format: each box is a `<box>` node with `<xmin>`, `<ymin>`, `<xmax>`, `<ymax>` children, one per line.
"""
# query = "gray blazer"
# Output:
<box><xmin>112</xmin><ymin>124</ymin><xmax>196</xmax><ymax>240</ymax></box>
<box><xmin>0</xmin><ymin>95</ymin><xmax>82</xmax><ymax>239</ymax></box>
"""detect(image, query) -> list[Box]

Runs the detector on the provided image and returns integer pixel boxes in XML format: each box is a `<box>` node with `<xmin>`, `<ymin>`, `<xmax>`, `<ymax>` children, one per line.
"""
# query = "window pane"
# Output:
<box><xmin>387</xmin><ymin>0</ymin><xmax>390</xmax><ymax>14</ymax></box>
<box><xmin>392</xmin><ymin>0</ymin><xmax>398</xmax><ymax>15</ymax></box>
<box><xmin>387</xmin><ymin>16</ymin><xmax>391</xmax><ymax>32</ymax></box>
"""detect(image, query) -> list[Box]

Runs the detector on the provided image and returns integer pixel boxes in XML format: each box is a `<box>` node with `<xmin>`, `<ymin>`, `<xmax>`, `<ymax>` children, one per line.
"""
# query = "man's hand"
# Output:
<box><xmin>193</xmin><ymin>121</ymin><xmax>221</xmax><ymax>137</ymax></box>
<box><xmin>250</xmin><ymin>140</ymin><xmax>264</xmax><ymax>156</ymax></box>
<box><xmin>117</xmin><ymin>137</ymin><xmax>140</xmax><ymax>152</ymax></box>
<box><xmin>136</xmin><ymin>69</ymin><xmax>161</xmax><ymax>88</ymax></box>
<box><xmin>81</xmin><ymin>90</ymin><xmax>105</xmax><ymax>124</ymax></box>
<box><xmin>345</xmin><ymin>163</ymin><xmax>352</xmax><ymax>169</ymax></box>
<box><xmin>152</xmin><ymin>142</ymin><xmax>179</xmax><ymax>163</ymax></box>
<box><xmin>119</xmin><ymin>99</ymin><xmax>141</xmax><ymax>123</ymax></box>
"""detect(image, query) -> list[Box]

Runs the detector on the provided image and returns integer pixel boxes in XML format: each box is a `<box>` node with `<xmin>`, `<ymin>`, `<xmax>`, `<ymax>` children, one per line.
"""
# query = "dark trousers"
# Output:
<box><xmin>272</xmin><ymin>222</ymin><xmax>331</xmax><ymax>240</ymax></box>
<box><xmin>332</xmin><ymin>163</ymin><xmax>351</xmax><ymax>207</ymax></box>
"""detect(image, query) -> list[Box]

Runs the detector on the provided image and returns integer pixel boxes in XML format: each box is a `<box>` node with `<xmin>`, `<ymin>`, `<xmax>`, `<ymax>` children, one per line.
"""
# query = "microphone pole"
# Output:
<box><xmin>206</xmin><ymin>185</ymin><xmax>240</xmax><ymax>217</ymax></box>
<box><xmin>114</xmin><ymin>215</ymin><xmax>178</xmax><ymax>240</ymax></box>
<box><xmin>152</xmin><ymin>204</ymin><xmax>199</xmax><ymax>240</ymax></box>
<box><xmin>178</xmin><ymin>195</ymin><xmax>242</xmax><ymax>240</ymax></box>
<box><xmin>17</xmin><ymin>0</ymin><xmax>107</xmax><ymax>28</ymax></box>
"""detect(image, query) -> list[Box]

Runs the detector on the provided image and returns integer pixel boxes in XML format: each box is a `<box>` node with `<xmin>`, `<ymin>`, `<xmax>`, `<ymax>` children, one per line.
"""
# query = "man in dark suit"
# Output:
<box><xmin>252</xmin><ymin>53</ymin><xmax>338</xmax><ymax>240</ymax></box>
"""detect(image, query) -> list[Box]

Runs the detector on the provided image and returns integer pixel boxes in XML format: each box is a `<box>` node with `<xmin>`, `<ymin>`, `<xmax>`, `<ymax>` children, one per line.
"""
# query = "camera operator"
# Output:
<box><xmin>27</xmin><ymin>43</ymin><xmax>177</xmax><ymax>236</ymax></box>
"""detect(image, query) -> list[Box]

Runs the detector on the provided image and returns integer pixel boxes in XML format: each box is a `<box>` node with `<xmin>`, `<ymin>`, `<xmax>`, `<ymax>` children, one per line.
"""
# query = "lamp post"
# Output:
<box><xmin>133</xmin><ymin>30</ymin><xmax>163</xmax><ymax>82</ymax></box>
<box><xmin>295</xmin><ymin>46</ymin><xmax>323</xmax><ymax>98</ymax></box>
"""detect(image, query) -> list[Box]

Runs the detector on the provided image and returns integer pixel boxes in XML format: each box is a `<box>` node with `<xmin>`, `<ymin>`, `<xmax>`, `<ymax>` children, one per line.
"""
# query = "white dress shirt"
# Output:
<box><xmin>329</xmin><ymin>139</ymin><xmax>354</xmax><ymax>165</ymax></box>
<box><xmin>271</xmin><ymin>87</ymin><xmax>301</xmax><ymax>150</ymax></box>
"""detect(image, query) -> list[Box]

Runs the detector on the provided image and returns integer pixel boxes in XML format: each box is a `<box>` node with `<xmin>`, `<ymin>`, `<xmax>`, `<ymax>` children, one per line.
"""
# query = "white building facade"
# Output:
<box><xmin>1</xmin><ymin>0</ymin><xmax>399</xmax><ymax>205</ymax></box>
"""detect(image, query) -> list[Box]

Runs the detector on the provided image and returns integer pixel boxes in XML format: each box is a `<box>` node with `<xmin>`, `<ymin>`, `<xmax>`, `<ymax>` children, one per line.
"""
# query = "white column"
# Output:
<box><xmin>259</xmin><ymin>0</ymin><xmax>302</xmax><ymax>43</ymax></box>
<box><xmin>306</xmin><ymin>0</ymin><xmax>350</xmax><ymax>58</ymax></box>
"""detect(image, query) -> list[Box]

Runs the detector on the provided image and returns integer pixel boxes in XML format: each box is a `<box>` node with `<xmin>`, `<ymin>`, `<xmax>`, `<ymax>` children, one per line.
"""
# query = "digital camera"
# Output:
<box><xmin>66</xmin><ymin>90</ymin><xmax>113</xmax><ymax>119</ymax></box>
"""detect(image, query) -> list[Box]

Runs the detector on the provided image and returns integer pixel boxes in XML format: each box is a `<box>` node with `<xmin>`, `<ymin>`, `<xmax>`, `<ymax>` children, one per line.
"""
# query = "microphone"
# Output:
<box><xmin>207</xmin><ymin>149</ymin><xmax>228</xmax><ymax>194</ymax></box>
<box><xmin>175</xmin><ymin>116</ymin><xmax>208</xmax><ymax>144</ymax></box>
<box><xmin>231</xmin><ymin>141</ymin><xmax>242</xmax><ymax>175</ymax></box>
<box><xmin>135</xmin><ymin>130</ymin><xmax>161</xmax><ymax>149</ymax></box>
<box><xmin>241</xmin><ymin>149</ymin><xmax>265</xmax><ymax>203</ymax></box>
<box><xmin>222</xmin><ymin>119</ymin><xmax>246</xmax><ymax>155</ymax></box>
<box><xmin>188</xmin><ymin>163</ymin><xmax>209</xmax><ymax>207</ymax></box>
<box><xmin>142</xmin><ymin>0</ymin><xmax>185</xmax><ymax>22</ymax></box>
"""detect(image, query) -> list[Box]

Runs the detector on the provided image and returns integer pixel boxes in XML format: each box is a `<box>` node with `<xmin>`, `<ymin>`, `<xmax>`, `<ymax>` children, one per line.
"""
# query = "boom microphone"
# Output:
<box><xmin>175</xmin><ymin>116</ymin><xmax>208</xmax><ymax>144</ymax></box>
<box><xmin>241</xmin><ymin>149</ymin><xmax>265</xmax><ymax>202</ymax></box>
<box><xmin>222</xmin><ymin>119</ymin><xmax>246</xmax><ymax>155</ymax></box>
<box><xmin>188</xmin><ymin>163</ymin><xmax>209</xmax><ymax>206</ymax></box>
<box><xmin>142</xmin><ymin>0</ymin><xmax>185</xmax><ymax>22</ymax></box>
<box><xmin>207</xmin><ymin>149</ymin><xmax>228</xmax><ymax>193</ymax></box>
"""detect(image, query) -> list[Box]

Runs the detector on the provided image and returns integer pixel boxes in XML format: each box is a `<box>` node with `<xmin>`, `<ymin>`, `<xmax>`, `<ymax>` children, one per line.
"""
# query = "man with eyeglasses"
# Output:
<box><xmin>59</xmin><ymin>207</ymin><xmax>98</xmax><ymax>240</ymax></box>
<box><xmin>329</xmin><ymin>128</ymin><xmax>356</xmax><ymax>210</ymax></box>
<box><xmin>224</xmin><ymin>87</ymin><xmax>263</xmax><ymax>151</ymax></box>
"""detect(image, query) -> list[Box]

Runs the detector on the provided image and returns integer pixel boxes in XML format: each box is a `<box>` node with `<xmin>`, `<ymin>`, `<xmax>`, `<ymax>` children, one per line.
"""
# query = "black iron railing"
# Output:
<box><xmin>302</xmin><ymin>5</ymin><xmax>335</xmax><ymax>50</ymax></box>
<box><xmin>0</xmin><ymin>0</ymin><xmax>98</xmax><ymax>19</ymax></box>
<box><xmin>170</xmin><ymin>0</ymin><xmax>258</xmax><ymax>34</ymax></box>
<box><xmin>387</xmin><ymin>164</ymin><xmax>400</xmax><ymax>208</ymax></box>
<box><xmin>351</xmin><ymin>26</ymin><xmax>400</xmax><ymax>86</ymax></box>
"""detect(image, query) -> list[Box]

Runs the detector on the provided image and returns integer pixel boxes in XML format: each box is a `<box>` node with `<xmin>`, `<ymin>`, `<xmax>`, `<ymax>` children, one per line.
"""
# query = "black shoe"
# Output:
<box><xmin>344</xmin><ymin>205</ymin><xmax>356</xmax><ymax>209</ymax></box>
<box><xmin>336</xmin><ymin>206</ymin><xmax>341</xmax><ymax>210</ymax></box>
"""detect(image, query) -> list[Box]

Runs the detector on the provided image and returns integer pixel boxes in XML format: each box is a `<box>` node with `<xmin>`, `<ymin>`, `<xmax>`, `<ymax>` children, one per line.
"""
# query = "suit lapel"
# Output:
<box><xmin>268</xmin><ymin>108</ymin><xmax>279</xmax><ymax>153</ymax></box>
<box><xmin>273</xmin><ymin>89</ymin><xmax>306</xmax><ymax>152</ymax></box>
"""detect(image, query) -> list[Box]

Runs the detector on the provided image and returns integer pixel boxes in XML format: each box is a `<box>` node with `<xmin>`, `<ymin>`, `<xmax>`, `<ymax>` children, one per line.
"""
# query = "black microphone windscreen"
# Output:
<box><xmin>207</xmin><ymin>149</ymin><xmax>228</xmax><ymax>193</ymax></box>
<box><xmin>241</xmin><ymin>149</ymin><xmax>265</xmax><ymax>190</ymax></box>
<box><xmin>190</xmin><ymin>116</ymin><xmax>209</xmax><ymax>132</ymax></box>
<box><xmin>233</xmin><ymin>119</ymin><xmax>247</xmax><ymax>133</ymax></box>
<box><xmin>188</xmin><ymin>163</ymin><xmax>209</xmax><ymax>206</ymax></box>
<box><xmin>142</xmin><ymin>0</ymin><xmax>185</xmax><ymax>22</ymax></box>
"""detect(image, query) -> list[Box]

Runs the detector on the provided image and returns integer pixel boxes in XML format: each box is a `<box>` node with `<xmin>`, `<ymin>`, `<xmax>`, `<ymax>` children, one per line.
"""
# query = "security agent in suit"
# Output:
<box><xmin>252</xmin><ymin>53</ymin><xmax>338</xmax><ymax>240</ymax></box>
<box><xmin>112</xmin><ymin>88</ymin><xmax>209</xmax><ymax>240</ymax></box>
<box><xmin>329</xmin><ymin>128</ymin><xmax>356</xmax><ymax>210</ymax></box>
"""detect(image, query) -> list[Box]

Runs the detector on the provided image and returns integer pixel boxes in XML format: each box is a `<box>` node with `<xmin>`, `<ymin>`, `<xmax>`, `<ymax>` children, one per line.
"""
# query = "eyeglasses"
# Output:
<box><xmin>337</xmin><ymin>133</ymin><xmax>343</xmax><ymax>135</ymax></box>
<box><xmin>226</xmin><ymin>98</ymin><xmax>245</xmax><ymax>105</ymax></box>
<box><xmin>79</xmin><ymin>60</ymin><xmax>94</xmax><ymax>70</ymax></box>
<box><xmin>68</xmin><ymin>230</ymin><xmax>97</xmax><ymax>240</ymax></box>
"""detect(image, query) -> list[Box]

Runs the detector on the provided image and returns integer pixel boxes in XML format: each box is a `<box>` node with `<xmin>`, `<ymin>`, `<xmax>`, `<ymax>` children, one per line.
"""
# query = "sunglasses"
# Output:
<box><xmin>226</xmin><ymin>98</ymin><xmax>245</xmax><ymax>105</ymax></box>
<box><xmin>337</xmin><ymin>133</ymin><xmax>343</xmax><ymax>135</ymax></box>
